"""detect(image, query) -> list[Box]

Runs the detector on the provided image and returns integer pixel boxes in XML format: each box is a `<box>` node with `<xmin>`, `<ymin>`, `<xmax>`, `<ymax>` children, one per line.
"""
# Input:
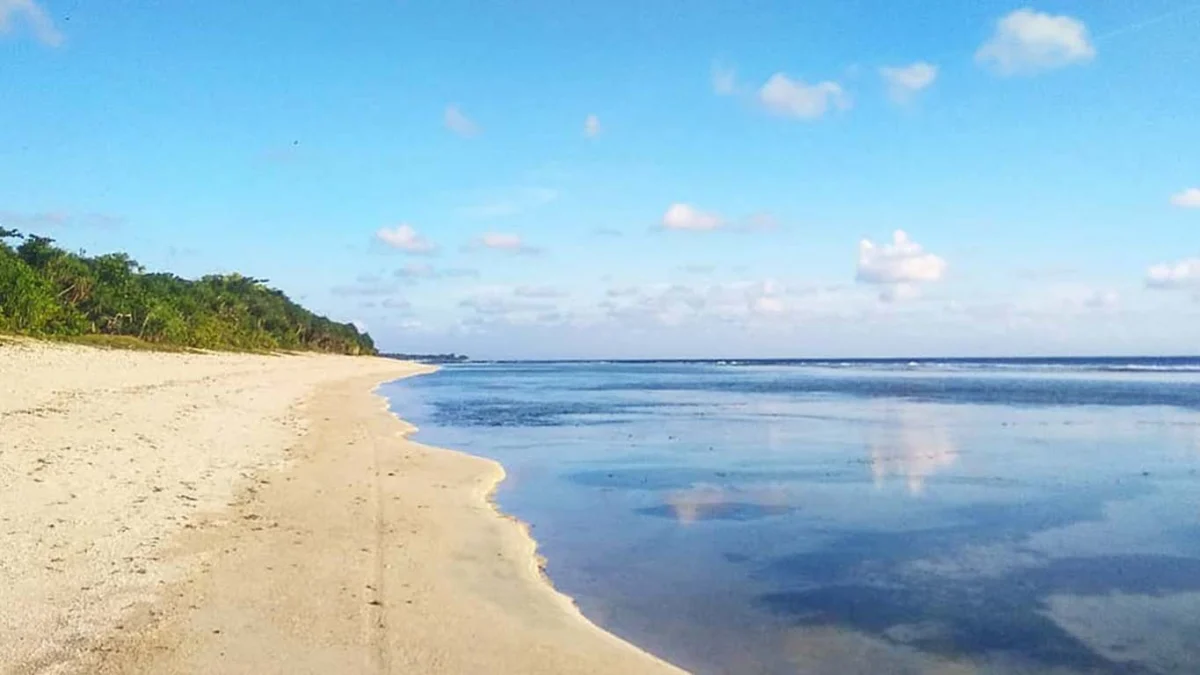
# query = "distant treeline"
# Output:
<box><xmin>0</xmin><ymin>229</ymin><xmax>375</xmax><ymax>355</ymax></box>
<box><xmin>382</xmin><ymin>353</ymin><xmax>469</xmax><ymax>364</ymax></box>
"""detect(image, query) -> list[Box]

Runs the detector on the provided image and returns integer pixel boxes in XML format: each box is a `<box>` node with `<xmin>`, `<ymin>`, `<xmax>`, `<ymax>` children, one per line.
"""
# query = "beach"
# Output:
<box><xmin>0</xmin><ymin>340</ymin><xmax>683</xmax><ymax>675</ymax></box>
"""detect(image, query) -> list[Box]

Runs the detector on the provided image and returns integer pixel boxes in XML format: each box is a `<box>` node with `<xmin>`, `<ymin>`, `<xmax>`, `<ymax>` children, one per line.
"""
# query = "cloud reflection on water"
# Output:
<box><xmin>867</xmin><ymin>404</ymin><xmax>959</xmax><ymax>495</ymax></box>
<box><xmin>1042</xmin><ymin>591</ymin><xmax>1200</xmax><ymax>673</ymax></box>
<box><xmin>657</xmin><ymin>483</ymin><xmax>794</xmax><ymax>525</ymax></box>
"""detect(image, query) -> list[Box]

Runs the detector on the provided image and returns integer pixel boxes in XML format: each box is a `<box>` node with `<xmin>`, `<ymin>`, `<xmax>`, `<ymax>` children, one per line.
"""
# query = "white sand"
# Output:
<box><xmin>0</xmin><ymin>340</ymin><xmax>684</xmax><ymax>674</ymax></box>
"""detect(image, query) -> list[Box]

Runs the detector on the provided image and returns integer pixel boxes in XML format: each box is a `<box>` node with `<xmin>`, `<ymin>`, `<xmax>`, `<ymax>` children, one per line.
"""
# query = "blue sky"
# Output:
<box><xmin>2</xmin><ymin>0</ymin><xmax>1198</xmax><ymax>358</ymax></box>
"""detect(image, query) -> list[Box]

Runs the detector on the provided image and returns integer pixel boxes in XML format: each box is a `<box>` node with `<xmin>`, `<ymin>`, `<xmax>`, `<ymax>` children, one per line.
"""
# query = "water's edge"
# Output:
<box><xmin>375</xmin><ymin>369</ymin><xmax>691</xmax><ymax>674</ymax></box>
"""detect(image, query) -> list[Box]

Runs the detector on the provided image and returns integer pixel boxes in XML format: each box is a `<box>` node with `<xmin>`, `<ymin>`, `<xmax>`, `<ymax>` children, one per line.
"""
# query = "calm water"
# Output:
<box><xmin>380</xmin><ymin>359</ymin><xmax>1200</xmax><ymax>675</ymax></box>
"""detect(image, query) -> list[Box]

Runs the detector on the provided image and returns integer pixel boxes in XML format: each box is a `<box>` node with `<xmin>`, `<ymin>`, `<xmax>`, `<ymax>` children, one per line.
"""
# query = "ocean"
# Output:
<box><xmin>380</xmin><ymin>358</ymin><xmax>1200</xmax><ymax>675</ymax></box>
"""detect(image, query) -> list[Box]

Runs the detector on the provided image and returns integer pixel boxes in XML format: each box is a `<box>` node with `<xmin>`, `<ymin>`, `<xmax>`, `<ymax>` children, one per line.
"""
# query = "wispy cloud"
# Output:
<box><xmin>0</xmin><ymin>0</ymin><xmax>63</xmax><ymax>47</ymax></box>
<box><xmin>584</xmin><ymin>114</ymin><xmax>601</xmax><ymax>138</ymax></box>
<box><xmin>444</xmin><ymin>104</ymin><xmax>480</xmax><ymax>137</ymax></box>
<box><xmin>458</xmin><ymin>288</ymin><xmax>564</xmax><ymax>325</ymax></box>
<box><xmin>471</xmin><ymin>232</ymin><xmax>540</xmax><ymax>254</ymax></box>
<box><xmin>381</xmin><ymin>297</ymin><xmax>413</xmax><ymax>311</ymax></box>
<box><xmin>513</xmin><ymin>285</ymin><xmax>568</xmax><ymax>299</ymax></box>
<box><xmin>1146</xmin><ymin>258</ymin><xmax>1200</xmax><ymax>290</ymax></box>
<box><xmin>394</xmin><ymin>262</ymin><xmax>478</xmax><ymax>281</ymax></box>
<box><xmin>661</xmin><ymin>205</ymin><xmax>780</xmax><ymax>233</ymax></box>
<box><xmin>1170</xmin><ymin>187</ymin><xmax>1200</xmax><ymax>209</ymax></box>
<box><xmin>1094</xmin><ymin>2</ymin><xmax>1200</xmax><ymax>42</ymax></box>
<box><xmin>976</xmin><ymin>9</ymin><xmax>1095</xmax><ymax>76</ymax></box>
<box><xmin>0</xmin><ymin>210</ymin><xmax>124</xmax><ymax>231</ymax></box>
<box><xmin>375</xmin><ymin>224</ymin><xmax>436</xmax><ymax>254</ymax></box>
<box><xmin>661</xmin><ymin>203</ymin><xmax>724</xmax><ymax>231</ymax></box>
<box><xmin>880</xmin><ymin>62</ymin><xmax>938</xmax><ymax>103</ymax></box>
<box><xmin>712</xmin><ymin>62</ymin><xmax>738</xmax><ymax>95</ymax></box>
<box><xmin>331</xmin><ymin>279</ymin><xmax>402</xmax><ymax>298</ymax></box>
<box><xmin>0</xmin><ymin>210</ymin><xmax>67</xmax><ymax>229</ymax></box>
<box><xmin>740</xmin><ymin>212</ymin><xmax>780</xmax><ymax>232</ymax></box>
<box><xmin>599</xmin><ymin>280</ymin><xmax>854</xmax><ymax>329</ymax></box>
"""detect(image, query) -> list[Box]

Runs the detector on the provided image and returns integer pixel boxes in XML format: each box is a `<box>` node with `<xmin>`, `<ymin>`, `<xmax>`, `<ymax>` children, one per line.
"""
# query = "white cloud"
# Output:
<box><xmin>351</xmin><ymin>320</ymin><xmax>368</xmax><ymax>333</ymax></box>
<box><xmin>976</xmin><ymin>9</ymin><xmax>1095</xmax><ymax>76</ymax></box>
<box><xmin>474</xmin><ymin>232</ymin><xmax>539</xmax><ymax>254</ymax></box>
<box><xmin>879</xmin><ymin>62</ymin><xmax>938</xmax><ymax>103</ymax></box>
<box><xmin>0</xmin><ymin>0</ymin><xmax>63</xmax><ymax>46</ymax></box>
<box><xmin>444</xmin><ymin>104</ymin><xmax>480</xmax><ymax>137</ymax></box>
<box><xmin>712</xmin><ymin>63</ymin><xmax>738</xmax><ymax>95</ymax></box>
<box><xmin>662</xmin><ymin>203</ymin><xmax>724</xmax><ymax>231</ymax></box>
<box><xmin>1146</xmin><ymin>258</ymin><xmax>1200</xmax><ymax>289</ymax></box>
<box><xmin>758</xmin><ymin>73</ymin><xmax>850</xmax><ymax>120</ymax></box>
<box><xmin>1170</xmin><ymin>188</ymin><xmax>1200</xmax><ymax>209</ymax></box>
<box><xmin>375</xmin><ymin>224</ymin><xmax>436</xmax><ymax>254</ymax></box>
<box><xmin>856</xmin><ymin>230</ymin><xmax>947</xmax><ymax>301</ymax></box>
<box><xmin>584</xmin><ymin>114</ymin><xmax>601</xmax><ymax>138</ymax></box>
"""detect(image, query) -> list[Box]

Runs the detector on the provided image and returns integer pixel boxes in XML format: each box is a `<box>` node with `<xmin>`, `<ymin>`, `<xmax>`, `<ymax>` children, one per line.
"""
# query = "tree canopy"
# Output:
<box><xmin>0</xmin><ymin>230</ymin><xmax>375</xmax><ymax>355</ymax></box>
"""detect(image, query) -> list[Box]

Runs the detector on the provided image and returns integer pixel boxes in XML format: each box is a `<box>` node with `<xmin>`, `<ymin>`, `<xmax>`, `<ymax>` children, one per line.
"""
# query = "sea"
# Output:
<box><xmin>379</xmin><ymin>358</ymin><xmax>1200</xmax><ymax>675</ymax></box>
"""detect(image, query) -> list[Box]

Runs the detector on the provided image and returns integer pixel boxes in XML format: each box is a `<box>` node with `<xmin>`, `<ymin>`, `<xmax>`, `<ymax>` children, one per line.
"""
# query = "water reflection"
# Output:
<box><xmin>651</xmin><ymin>483</ymin><xmax>795</xmax><ymax>524</ymax></box>
<box><xmin>390</xmin><ymin>361</ymin><xmax>1200</xmax><ymax>675</ymax></box>
<box><xmin>867</xmin><ymin>405</ymin><xmax>959</xmax><ymax>495</ymax></box>
<box><xmin>1043</xmin><ymin>591</ymin><xmax>1200</xmax><ymax>673</ymax></box>
<box><xmin>781</xmin><ymin>625</ymin><xmax>982</xmax><ymax>675</ymax></box>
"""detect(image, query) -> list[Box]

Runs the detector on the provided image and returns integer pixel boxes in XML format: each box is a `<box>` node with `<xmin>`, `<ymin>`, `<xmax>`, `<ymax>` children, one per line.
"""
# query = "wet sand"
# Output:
<box><xmin>0</xmin><ymin>340</ymin><xmax>683</xmax><ymax>675</ymax></box>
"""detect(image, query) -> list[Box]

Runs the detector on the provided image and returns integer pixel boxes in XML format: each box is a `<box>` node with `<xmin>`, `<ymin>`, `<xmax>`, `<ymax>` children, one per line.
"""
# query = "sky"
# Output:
<box><xmin>2</xmin><ymin>0</ymin><xmax>1198</xmax><ymax>359</ymax></box>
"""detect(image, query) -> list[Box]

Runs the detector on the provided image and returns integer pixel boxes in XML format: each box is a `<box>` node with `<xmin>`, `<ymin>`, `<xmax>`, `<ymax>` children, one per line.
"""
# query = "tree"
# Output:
<box><xmin>17</xmin><ymin>235</ymin><xmax>62</xmax><ymax>270</ymax></box>
<box><xmin>0</xmin><ymin>228</ymin><xmax>22</xmax><ymax>256</ymax></box>
<box><xmin>0</xmin><ymin>232</ymin><xmax>377</xmax><ymax>355</ymax></box>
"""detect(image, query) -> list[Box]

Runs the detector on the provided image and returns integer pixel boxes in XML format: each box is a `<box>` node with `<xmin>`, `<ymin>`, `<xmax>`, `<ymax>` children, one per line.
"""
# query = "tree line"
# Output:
<box><xmin>0</xmin><ymin>229</ymin><xmax>376</xmax><ymax>355</ymax></box>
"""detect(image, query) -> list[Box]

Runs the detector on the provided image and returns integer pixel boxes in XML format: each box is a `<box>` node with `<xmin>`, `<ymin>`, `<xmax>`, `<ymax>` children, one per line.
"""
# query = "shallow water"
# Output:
<box><xmin>381</xmin><ymin>360</ymin><xmax>1200</xmax><ymax>675</ymax></box>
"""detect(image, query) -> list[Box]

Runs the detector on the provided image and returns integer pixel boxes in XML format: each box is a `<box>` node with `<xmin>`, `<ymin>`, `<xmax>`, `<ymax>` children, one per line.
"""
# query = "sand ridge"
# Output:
<box><xmin>0</xmin><ymin>340</ymin><xmax>685</xmax><ymax>674</ymax></box>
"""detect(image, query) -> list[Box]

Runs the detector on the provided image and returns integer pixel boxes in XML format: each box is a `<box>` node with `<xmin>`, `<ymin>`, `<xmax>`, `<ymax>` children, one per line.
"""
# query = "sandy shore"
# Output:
<box><xmin>0</xmin><ymin>340</ymin><xmax>684</xmax><ymax>675</ymax></box>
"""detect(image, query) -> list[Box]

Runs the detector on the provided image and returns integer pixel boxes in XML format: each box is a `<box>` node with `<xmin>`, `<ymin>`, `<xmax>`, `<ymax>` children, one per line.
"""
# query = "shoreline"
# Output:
<box><xmin>0</xmin><ymin>341</ymin><xmax>684</xmax><ymax>674</ymax></box>
<box><xmin>369</xmin><ymin>376</ymin><xmax>677</xmax><ymax>670</ymax></box>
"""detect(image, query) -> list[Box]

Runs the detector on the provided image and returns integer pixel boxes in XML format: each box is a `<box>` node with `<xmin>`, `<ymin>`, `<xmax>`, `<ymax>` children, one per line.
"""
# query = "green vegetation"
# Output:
<box><xmin>0</xmin><ymin>229</ymin><xmax>375</xmax><ymax>355</ymax></box>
